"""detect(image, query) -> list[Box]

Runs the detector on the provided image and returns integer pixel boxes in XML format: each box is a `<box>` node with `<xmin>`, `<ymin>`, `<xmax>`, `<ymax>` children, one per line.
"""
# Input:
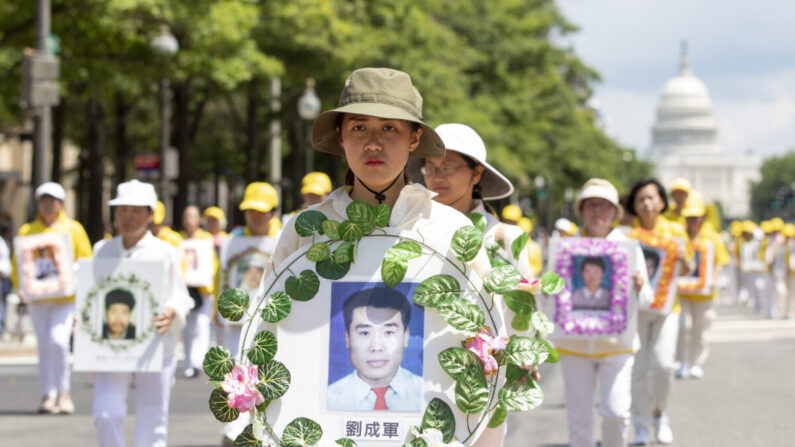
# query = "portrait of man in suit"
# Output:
<box><xmin>571</xmin><ymin>256</ymin><xmax>611</xmax><ymax>311</ymax></box>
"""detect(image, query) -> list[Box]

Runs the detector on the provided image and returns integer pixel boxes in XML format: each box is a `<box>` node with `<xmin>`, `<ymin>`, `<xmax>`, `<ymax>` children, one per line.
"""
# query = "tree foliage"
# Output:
<box><xmin>750</xmin><ymin>150</ymin><xmax>795</xmax><ymax>221</ymax></box>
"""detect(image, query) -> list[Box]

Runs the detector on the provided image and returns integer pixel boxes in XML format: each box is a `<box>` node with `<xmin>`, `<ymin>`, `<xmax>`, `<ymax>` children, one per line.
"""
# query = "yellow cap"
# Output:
<box><xmin>670</xmin><ymin>177</ymin><xmax>691</xmax><ymax>194</ymax></box>
<box><xmin>240</xmin><ymin>182</ymin><xmax>279</xmax><ymax>212</ymax></box>
<box><xmin>518</xmin><ymin>217</ymin><xmax>533</xmax><ymax>233</ymax></box>
<box><xmin>681</xmin><ymin>191</ymin><xmax>706</xmax><ymax>218</ymax></box>
<box><xmin>153</xmin><ymin>201</ymin><xmax>166</xmax><ymax>225</ymax></box>
<box><xmin>742</xmin><ymin>220</ymin><xmax>756</xmax><ymax>234</ymax></box>
<box><xmin>568</xmin><ymin>222</ymin><xmax>579</xmax><ymax>236</ymax></box>
<box><xmin>782</xmin><ymin>223</ymin><xmax>795</xmax><ymax>238</ymax></box>
<box><xmin>769</xmin><ymin>217</ymin><xmax>784</xmax><ymax>232</ymax></box>
<box><xmin>301</xmin><ymin>172</ymin><xmax>333</xmax><ymax>196</ymax></box>
<box><xmin>203</xmin><ymin>206</ymin><xmax>226</xmax><ymax>221</ymax></box>
<box><xmin>729</xmin><ymin>220</ymin><xmax>742</xmax><ymax>237</ymax></box>
<box><xmin>761</xmin><ymin>220</ymin><xmax>774</xmax><ymax>234</ymax></box>
<box><xmin>501</xmin><ymin>204</ymin><xmax>522</xmax><ymax>222</ymax></box>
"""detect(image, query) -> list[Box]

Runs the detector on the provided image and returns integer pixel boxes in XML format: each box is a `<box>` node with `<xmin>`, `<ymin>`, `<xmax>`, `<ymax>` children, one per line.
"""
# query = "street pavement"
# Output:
<box><xmin>2</xmin><ymin>298</ymin><xmax>794</xmax><ymax>446</ymax></box>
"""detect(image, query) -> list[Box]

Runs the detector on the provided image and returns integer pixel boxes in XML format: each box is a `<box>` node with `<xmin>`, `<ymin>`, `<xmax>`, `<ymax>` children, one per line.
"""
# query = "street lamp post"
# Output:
<box><xmin>297</xmin><ymin>78</ymin><xmax>321</xmax><ymax>174</ymax></box>
<box><xmin>150</xmin><ymin>27</ymin><xmax>178</xmax><ymax>216</ymax></box>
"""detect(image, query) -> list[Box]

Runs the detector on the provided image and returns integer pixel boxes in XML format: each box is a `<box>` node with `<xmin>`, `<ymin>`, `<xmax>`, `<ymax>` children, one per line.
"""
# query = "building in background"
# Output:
<box><xmin>648</xmin><ymin>44</ymin><xmax>760</xmax><ymax>219</ymax></box>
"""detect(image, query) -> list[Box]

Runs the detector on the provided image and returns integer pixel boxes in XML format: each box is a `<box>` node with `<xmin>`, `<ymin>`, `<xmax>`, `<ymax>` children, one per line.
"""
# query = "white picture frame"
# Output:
<box><xmin>13</xmin><ymin>232</ymin><xmax>76</xmax><ymax>301</ymax></box>
<box><xmin>677</xmin><ymin>239</ymin><xmax>716</xmax><ymax>296</ymax></box>
<box><xmin>181</xmin><ymin>238</ymin><xmax>215</xmax><ymax>288</ymax></box>
<box><xmin>219</xmin><ymin>236</ymin><xmax>279</xmax><ymax>326</ymax></box>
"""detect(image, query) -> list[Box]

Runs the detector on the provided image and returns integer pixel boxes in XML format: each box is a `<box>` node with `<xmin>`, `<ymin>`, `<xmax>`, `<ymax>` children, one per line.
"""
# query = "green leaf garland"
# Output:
<box><xmin>294</xmin><ymin>210</ymin><xmax>327</xmax><ymax>237</ymax></box>
<box><xmin>437</xmin><ymin>300</ymin><xmax>485</xmax><ymax>334</ymax></box>
<box><xmin>412</xmin><ymin>274</ymin><xmax>461</xmax><ymax>307</ymax></box>
<box><xmin>498</xmin><ymin>381</ymin><xmax>544</xmax><ymax>411</ymax></box>
<box><xmin>421</xmin><ymin>398</ymin><xmax>456</xmax><ymax>442</ymax></box>
<box><xmin>203</xmin><ymin>346</ymin><xmax>235</xmax><ymax>380</ymax></box>
<box><xmin>450</xmin><ymin>225</ymin><xmax>483</xmax><ymax>262</ymax></box>
<box><xmin>218</xmin><ymin>288</ymin><xmax>249</xmax><ymax>322</ymax></box>
<box><xmin>247</xmin><ymin>330</ymin><xmax>278</xmax><ymax>365</ymax></box>
<box><xmin>483</xmin><ymin>265</ymin><xmax>522</xmax><ymax>294</ymax></box>
<box><xmin>282</xmin><ymin>417</ymin><xmax>323</xmax><ymax>447</ymax></box>
<box><xmin>209</xmin><ymin>388</ymin><xmax>239</xmax><ymax>422</ymax></box>
<box><xmin>261</xmin><ymin>292</ymin><xmax>292</xmax><ymax>323</ymax></box>
<box><xmin>285</xmin><ymin>270</ymin><xmax>320</xmax><ymax>302</ymax></box>
<box><xmin>257</xmin><ymin>360</ymin><xmax>291</xmax><ymax>400</ymax></box>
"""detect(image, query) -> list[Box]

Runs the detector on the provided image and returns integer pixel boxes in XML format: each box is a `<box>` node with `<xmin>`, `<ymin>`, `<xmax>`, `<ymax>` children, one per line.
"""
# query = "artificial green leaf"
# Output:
<box><xmin>316</xmin><ymin>259</ymin><xmax>351</xmax><ymax>280</ymax></box>
<box><xmin>493</xmin><ymin>349</ymin><xmax>508</xmax><ymax>366</ymax></box>
<box><xmin>285</xmin><ymin>270</ymin><xmax>320</xmax><ymax>302</ymax></box>
<box><xmin>252</xmin><ymin>411</ymin><xmax>268</xmax><ymax>441</ymax></box>
<box><xmin>503</xmin><ymin>290</ymin><xmax>536</xmax><ymax>315</ymax></box>
<box><xmin>541</xmin><ymin>338</ymin><xmax>560</xmax><ymax>363</ymax></box>
<box><xmin>498</xmin><ymin>381</ymin><xmax>544</xmax><ymax>411</ymax></box>
<box><xmin>339</xmin><ymin>220</ymin><xmax>364</xmax><ymax>242</ymax></box>
<box><xmin>322</xmin><ymin>220</ymin><xmax>342</xmax><ymax>240</ymax></box>
<box><xmin>381</xmin><ymin>258</ymin><xmax>408</xmax><ymax>288</ymax></box>
<box><xmin>454</xmin><ymin>367</ymin><xmax>489</xmax><ymax>414</ymax></box>
<box><xmin>438</xmin><ymin>347</ymin><xmax>483</xmax><ymax>380</ymax></box>
<box><xmin>261</xmin><ymin>291</ymin><xmax>291</xmax><ymax>323</ymax></box>
<box><xmin>306</xmin><ymin>243</ymin><xmax>330</xmax><ymax>262</ymax></box>
<box><xmin>505</xmin><ymin>336</ymin><xmax>550</xmax><ymax>366</ymax></box>
<box><xmin>203</xmin><ymin>346</ymin><xmax>235</xmax><ymax>380</ymax></box>
<box><xmin>540</xmin><ymin>271</ymin><xmax>565</xmax><ymax>295</ymax></box>
<box><xmin>209</xmin><ymin>388</ymin><xmax>239</xmax><ymax>422</ymax></box>
<box><xmin>511</xmin><ymin>232</ymin><xmax>530</xmax><ymax>260</ymax></box>
<box><xmin>451</xmin><ymin>226</ymin><xmax>483</xmax><ymax>262</ymax></box>
<box><xmin>255</xmin><ymin>398</ymin><xmax>271</xmax><ymax>413</ymax></box>
<box><xmin>406</xmin><ymin>439</ymin><xmax>427</xmax><ymax>447</ymax></box>
<box><xmin>247</xmin><ymin>330</ymin><xmax>277</xmax><ymax>365</ymax></box>
<box><xmin>332</xmin><ymin>242</ymin><xmax>356</xmax><ymax>264</ymax></box>
<box><xmin>511</xmin><ymin>313</ymin><xmax>531</xmax><ymax>332</ymax></box>
<box><xmin>282</xmin><ymin>417</ymin><xmax>323</xmax><ymax>447</ymax></box>
<box><xmin>335</xmin><ymin>439</ymin><xmax>357</xmax><ymax>447</ymax></box>
<box><xmin>487</xmin><ymin>407</ymin><xmax>508</xmax><ymax>428</ymax></box>
<box><xmin>234</xmin><ymin>424</ymin><xmax>260</xmax><ymax>447</ymax></box>
<box><xmin>218</xmin><ymin>288</ymin><xmax>249</xmax><ymax>322</ymax></box>
<box><xmin>421</xmin><ymin>398</ymin><xmax>456</xmax><ymax>442</ymax></box>
<box><xmin>467</xmin><ymin>213</ymin><xmax>487</xmax><ymax>233</ymax></box>
<box><xmin>489</xmin><ymin>254</ymin><xmax>511</xmax><ymax>268</ymax></box>
<box><xmin>437</xmin><ymin>300</ymin><xmax>485</xmax><ymax>334</ymax></box>
<box><xmin>257</xmin><ymin>360</ymin><xmax>291</xmax><ymax>400</ymax></box>
<box><xmin>483</xmin><ymin>265</ymin><xmax>522</xmax><ymax>294</ymax></box>
<box><xmin>413</xmin><ymin>274</ymin><xmax>460</xmax><ymax>307</ymax></box>
<box><xmin>375</xmin><ymin>203</ymin><xmax>390</xmax><ymax>227</ymax></box>
<box><xmin>295</xmin><ymin>210</ymin><xmax>327</xmax><ymax>237</ymax></box>
<box><xmin>505</xmin><ymin>364</ymin><xmax>529</xmax><ymax>382</ymax></box>
<box><xmin>385</xmin><ymin>240</ymin><xmax>422</xmax><ymax>262</ymax></box>
<box><xmin>346</xmin><ymin>200</ymin><xmax>376</xmax><ymax>233</ymax></box>
<box><xmin>530</xmin><ymin>311</ymin><xmax>554</xmax><ymax>336</ymax></box>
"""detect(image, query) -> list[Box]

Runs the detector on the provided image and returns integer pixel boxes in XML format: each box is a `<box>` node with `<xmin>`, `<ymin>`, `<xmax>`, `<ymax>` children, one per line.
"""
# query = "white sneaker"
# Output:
<box><xmin>654</xmin><ymin>413</ymin><xmax>674</xmax><ymax>444</ymax></box>
<box><xmin>689</xmin><ymin>365</ymin><xmax>704</xmax><ymax>379</ymax></box>
<box><xmin>675</xmin><ymin>364</ymin><xmax>690</xmax><ymax>379</ymax></box>
<box><xmin>632</xmin><ymin>425</ymin><xmax>651</xmax><ymax>445</ymax></box>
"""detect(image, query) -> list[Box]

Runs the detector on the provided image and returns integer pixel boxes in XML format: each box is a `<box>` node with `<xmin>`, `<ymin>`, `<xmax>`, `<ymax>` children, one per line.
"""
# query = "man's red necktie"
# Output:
<box><xmin>372</xmin><ymin>386</ymin><xmax>389</xmax><ymax>410</ymax></box>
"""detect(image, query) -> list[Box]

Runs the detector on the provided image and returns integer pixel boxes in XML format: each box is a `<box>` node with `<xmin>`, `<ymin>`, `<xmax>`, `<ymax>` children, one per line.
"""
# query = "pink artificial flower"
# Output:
<box><xmin>466</xmin><ymin>328</ymin><xmax>509</xmax><ymax>375</ymax></box>
<box><xmin>517</xmin><ymin>278</ymin><xmax>542</xmax><ymax>294</ymax></box>
<box><xmin>221</xmin><ymin>365</ymin><xmax>264</xmax><ymax>413</ymax></box>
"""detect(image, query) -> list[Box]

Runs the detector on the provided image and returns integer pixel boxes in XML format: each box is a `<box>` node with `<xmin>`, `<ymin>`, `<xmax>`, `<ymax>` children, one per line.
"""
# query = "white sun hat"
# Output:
<box><xmin>574</xmin><ymin>178</ymin><xmax>624</xmax><ymax>221</ymax></box>
<box><xmin>108</xmin><ymin>179</ymin><xmax>158</xmax><ymax>208</ymax></box>
<box><xmin>34</xmin><ymin>182</ymin><xmax>66</xmax><ymax>201</ymax></box>
<box><xmin>419</xmin><ymin>123</ymin><xmax>515</xmax><ymax>200</ymax></box>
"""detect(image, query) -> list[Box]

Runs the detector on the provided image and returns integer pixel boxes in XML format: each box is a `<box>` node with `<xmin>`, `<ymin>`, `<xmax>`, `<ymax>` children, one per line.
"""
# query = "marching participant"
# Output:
<box><xmin>783</xmin><ymin>223</ymin><xmax>795</xmax><ymax>319</ymax></box>
<box><xmin>674</xmin><ymin>192</ymin><xmax>730</xmax><ymax>379</ymax></box>
<box><xmin>92</xmin><ymin>180</ymin><xmax>193</xmax><ymax>447</ymax></box>
<box><xmin>283</xmin><ymin>172</ymin><xmax>334</xmax><ymax>228</ymax></box>
<box><xmin>203</xmin><ymin>206</ymin><xmax>230</xmax><ymax>257</ymax></box>
<box><xmin>150</xmin><ymin>201</ymin><xmax>182</xmax><ymax>247</ymax></box>
<box><xmin>11</xmin><ymin>182</ymin><xmax>92</xmax><ymax>414</ymax></box>
<box><xmin>663</xmin><ymin>177</ymin><xmax>690</xmax><ymax>226</ymax></box>
<box><xmin>516</xmin><ymin>215</ymin><xmax>544</xmax><ymax>277</ymax></box>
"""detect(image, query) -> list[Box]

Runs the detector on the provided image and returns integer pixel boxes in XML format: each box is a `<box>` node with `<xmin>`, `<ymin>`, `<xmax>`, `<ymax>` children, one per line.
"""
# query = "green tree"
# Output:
<box><xmin>750</xmin><ymin>150</ymin><xmax>795</xmax><ymax>220</ymax></box>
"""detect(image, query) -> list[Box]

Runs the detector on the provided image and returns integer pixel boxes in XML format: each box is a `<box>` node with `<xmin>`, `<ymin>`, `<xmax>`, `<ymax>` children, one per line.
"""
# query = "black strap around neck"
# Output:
<box><xmin>357</xmin><ymin>174</ymin><xmax>402</xmax><ymax>204</ymax></box>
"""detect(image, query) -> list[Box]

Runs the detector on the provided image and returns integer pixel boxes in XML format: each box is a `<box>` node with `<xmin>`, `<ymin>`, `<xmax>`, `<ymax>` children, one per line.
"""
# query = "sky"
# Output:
<box><xmin>557</xmin><ymin>0</ymin><xmax>795</xmax><ymax>159</ymax></box>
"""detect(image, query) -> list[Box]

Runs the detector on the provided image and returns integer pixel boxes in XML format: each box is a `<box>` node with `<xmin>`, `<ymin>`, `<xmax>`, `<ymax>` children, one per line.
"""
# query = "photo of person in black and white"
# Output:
<box><xmin>102</xmin><ymin>288</ymin><xmax>136</xmax><ymax>340</ymax></box>
<box><xmin>571</xmin><ymin>256</ymin><xmax>612</xmax><ymax>311</ymax></box>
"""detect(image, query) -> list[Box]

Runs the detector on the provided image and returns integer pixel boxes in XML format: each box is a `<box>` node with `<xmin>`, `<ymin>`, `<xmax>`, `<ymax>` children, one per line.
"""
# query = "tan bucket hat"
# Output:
<box><xmin>574</xmin><ymin>178</ymin><xmax>624</xmax><ymax>221</ymax></box>
<box><xmin>312</xmin><ymin>67</ymin><xmax>445</xmax><ymax>158</ymax></box>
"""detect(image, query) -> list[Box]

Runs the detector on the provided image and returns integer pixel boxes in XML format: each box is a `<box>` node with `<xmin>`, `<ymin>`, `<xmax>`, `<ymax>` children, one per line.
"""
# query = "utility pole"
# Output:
<box><xmin>269</xmin><ymin>77</ymin><xmax>282</xmax><ymax>217</ymax></box>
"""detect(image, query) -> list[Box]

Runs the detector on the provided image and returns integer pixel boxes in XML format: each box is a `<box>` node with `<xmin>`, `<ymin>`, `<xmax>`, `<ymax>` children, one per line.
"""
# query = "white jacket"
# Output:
<box><xmin>471</xmin><ymin>200</ymin><xmax>533</xmax><ymax>280</ymax></box>
<box><xmin>93</xmin><ymin>232</ymin><xmax>194</xmax><ymax>358</ymax></box>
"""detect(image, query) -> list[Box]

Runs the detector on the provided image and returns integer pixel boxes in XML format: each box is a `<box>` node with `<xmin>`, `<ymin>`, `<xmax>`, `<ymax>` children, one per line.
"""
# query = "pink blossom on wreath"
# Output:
<box><xmin>466</xmin><ymin>328</ymin><xmax>509</xmax><ymax>375</ymax></box>
<box><xmin>517</xmin><ymin>277</ymin><xmax>542</xmax><ymax>294</ymax></box>
<box><xmin>221</xmin><ymin>365</ymin><xmax>264</xmax><ymax>412</ymax></box>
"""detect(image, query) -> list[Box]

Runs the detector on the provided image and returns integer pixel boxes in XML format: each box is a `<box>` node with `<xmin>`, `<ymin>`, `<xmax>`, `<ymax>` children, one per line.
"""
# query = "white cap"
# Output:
<box><xmin>34</xmin><ymin>182</ymin><xmax>66</xmax><ymax>201</ymax></box>
<box><xmin>555</xmin><ymin>218</ymin><xmax>573</xmax><ymax>233</ymax></box>
<box><xmin>109</xmin><ymin>180</ymin><xmax>158</xmax><ymax>208</ymax></box>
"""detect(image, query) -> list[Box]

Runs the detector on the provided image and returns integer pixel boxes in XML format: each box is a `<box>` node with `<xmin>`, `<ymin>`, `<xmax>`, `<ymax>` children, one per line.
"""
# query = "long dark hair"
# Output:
<box><xmin>626</xmin><ymin>178</ymin><xmax>668</xmax><ymax>216</ymax></box>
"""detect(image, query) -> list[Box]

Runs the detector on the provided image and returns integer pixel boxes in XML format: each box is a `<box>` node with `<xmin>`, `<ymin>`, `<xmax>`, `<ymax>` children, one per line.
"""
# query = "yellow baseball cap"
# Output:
<box><xmin>760</xmin><ymin>220</ymin><xmax>772</xmax><ymax>234</ymax></box>
<box><xmin>670</xmin><ymin>177</ymin><xmax>691</xmax><ymax>194</ymax></box>
<box><xmin>742</xmin><ymin>220</ymin><xmax>756</xmax><ymax>234</ymax></box>
<box><xmin>729</xmin><ymin>220</ymin><xmax>742</xmax><ymax>237</ymax></box>
<box><xmin>301</xmin><ymin>172</ymin><xmax>333</xmax><ymax>196</ymax></box>
<box><xmin>782</xmin><ymin>223</ymin><xmax>795</xmax><ymax>238</ymax></box>
<box><xmin>681</xmin><ymin>191</ymin><xmax>706</xmax><ymax>218</ymax></box>
<box><xmin>769</xmin><ymin>217</ymin><xmax>784</xmax><ymax>232</ymax></box>
<box><xmin>203</xmin><ymin>206</ymin><xmax>226</xmax><ymax>221</ymax></box>
<box><xmin>153</xmin><ymin>201</ymin><xmax>166</xmax><ymax>225</ymax></box>
<box><xmin>518</xmin><ymin>217</ymin><xmax>533</xmax><ymax>233</ymax></box>
<box><xmin>501</xmin><ymin>204</ymin><xmax>522</xmax><ymax>222</ymax></box>
<box><xmin>240</xmin><ymin>182</ymin><xmax>279</xmax><ymax>212</ymax></box>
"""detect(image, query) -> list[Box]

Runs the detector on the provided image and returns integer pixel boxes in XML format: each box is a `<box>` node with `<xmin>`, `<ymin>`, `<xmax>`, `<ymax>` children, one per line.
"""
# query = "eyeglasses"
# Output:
<box><xmin>420</xmin><ymin>164</ymin><xmax>470</xmax><ymax>177</ymax></box>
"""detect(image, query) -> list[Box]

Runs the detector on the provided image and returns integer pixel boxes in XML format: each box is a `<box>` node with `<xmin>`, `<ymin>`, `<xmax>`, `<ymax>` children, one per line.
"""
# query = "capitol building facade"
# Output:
<box><xmin>648</xmin><ymin>45</ymin><xmax>760</xmax><ymax>219</ymax></box>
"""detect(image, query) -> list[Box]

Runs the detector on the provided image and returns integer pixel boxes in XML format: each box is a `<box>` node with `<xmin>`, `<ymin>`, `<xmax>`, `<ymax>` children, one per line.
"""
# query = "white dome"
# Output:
<box><xmin>659</xmin><ymin>71</ymin><xmax>712</xmax><ymax>110</ymax></box>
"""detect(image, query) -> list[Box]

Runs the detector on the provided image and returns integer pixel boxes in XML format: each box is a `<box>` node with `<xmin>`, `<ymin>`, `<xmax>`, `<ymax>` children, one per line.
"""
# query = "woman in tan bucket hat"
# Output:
<box><xmin>264</xmin><ymin>67</ymin><xmax>506</xmax><ymax>446</ymax></box>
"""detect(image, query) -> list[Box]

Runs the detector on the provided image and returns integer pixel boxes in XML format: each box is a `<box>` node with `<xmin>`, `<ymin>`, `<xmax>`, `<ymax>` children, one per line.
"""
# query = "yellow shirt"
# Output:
<box><xmin>663</xmin><ymin>207</ymin><xmax>685</xmax><ymax>227</ymax></box>
<box><xmin>179</xmin><ymin>228</ymin><xmax>220</xmax><ymax>296</ymax></box>
<box><xmin>11</xmin><ymin>212</ymin><xmax>93</xmax><ymax>303</ymax></box>
<box><xmin>525</xmin><ymin>239</ymin><xmax>543</xmax><ymax>277</ymax></box>
<box><xmin>679</xmin><ymin>229</ymin><xmax>730</xmax><ymax>301</ymax></box>
<box><xmin>156</xmin><ymin>226</ymin><xmax>183</xmax><ymax>247</ymax></box>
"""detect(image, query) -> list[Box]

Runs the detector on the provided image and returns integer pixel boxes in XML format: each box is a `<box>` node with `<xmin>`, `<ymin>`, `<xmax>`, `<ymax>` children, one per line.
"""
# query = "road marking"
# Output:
<box><xmin>707</xmin><ymin>318</ymin><xmax>795</xmax><ymax>343</ymax></box>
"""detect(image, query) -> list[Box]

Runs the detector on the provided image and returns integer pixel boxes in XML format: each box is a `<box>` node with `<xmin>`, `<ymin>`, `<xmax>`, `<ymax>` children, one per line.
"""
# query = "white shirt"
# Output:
<box><xmin>93</xmin><ymin>232</ymin><xmax>194</xmax><ymax>357</ymax></box>
<box><xmin>326</xmin><ymin>366</ymin><xmax>423</xmax><ymax>412</ymax></box>
<box><xmin>0</xmin><ymin>237</ymin><xmax>13</xmax><ymax>277</ymax></box>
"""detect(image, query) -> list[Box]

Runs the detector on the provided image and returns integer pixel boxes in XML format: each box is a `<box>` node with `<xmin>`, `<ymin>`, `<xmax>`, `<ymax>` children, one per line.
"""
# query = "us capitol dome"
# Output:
<box><xmin>648</xmin><ymin>43</ymin><xmax>760</xmax><ymax>218</ymax></box>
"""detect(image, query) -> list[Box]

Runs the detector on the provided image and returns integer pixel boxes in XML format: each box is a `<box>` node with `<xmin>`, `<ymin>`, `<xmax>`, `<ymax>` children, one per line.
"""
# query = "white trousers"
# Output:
<box><xmin>782</xmin><ymin>276</ymin><xmax>795</xmax><ymax>319</ymax></box>
<box><xmin>29</xmin><ymin>301</ymin><xmax>74</xmax><ymax>397</ymax></box>
<box><xmin>746</xmin><ymin>272</ymin><xmax>775</xmax><ymax>318</ymax></box>
<box><xmin>561</xmin><ymin>353</ymin><xmax>634</xmax><ymax>447</ymax></box>
<box><xmin>676</xmin><ymin>299</ymin><xmax>715</xmax><ymax>368</ymax></box>
<box><xmin>182</xmin><ymin>293</ymin><xmax>213</xmax><ymax>370</ymax></box>
<box><xmin>631</xmin><ymin>312</ymin><xmax>678</xmax><ymax>430</ymax></box>
<box><xmin>93</xmin><ymin>355</ymin><xmax>178</xmax><ymax>447</ymax></box>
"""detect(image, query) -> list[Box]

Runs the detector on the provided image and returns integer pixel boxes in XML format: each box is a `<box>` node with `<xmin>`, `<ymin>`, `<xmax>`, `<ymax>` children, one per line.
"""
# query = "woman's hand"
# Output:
<box><xmin>153</xmin><ymin>307</ymin><xmax>176</xmax><ymax>334</ymax></box>
<box><xmin>633</xmin><ymin>271</ymin><xmax>645</xmax><ymax>293</ymax></box>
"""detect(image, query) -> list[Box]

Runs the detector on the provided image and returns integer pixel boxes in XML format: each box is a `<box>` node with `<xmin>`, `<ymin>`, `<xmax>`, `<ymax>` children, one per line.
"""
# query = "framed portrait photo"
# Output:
<box><xmin>240</xmin><ymin>229</ymin><xmax>505</xmax><ymax>446</ymax></box>
<box><xmin>73</xmin><ymin>259</ymin><xmax>165</xmax><ymax>372</ymax></box>
<box><xmin>13</xmin><ymin>232</ymin><xmax>76</xmax><ymax>301</ymax></box>
<box><xmin>219</xmin><ymin>236</ymin><xmax>278</xmax><ymax>326</ymax></box>
<box><xmin>546</xmin><ymin>238</ymin><xmax>637</xmax><ymax>346</ymax></box>
<box><xmin>181</xmin><ymin>238</ymin><xmax>215</xmax><ymax>287</ymax></box>
<box><xmin>677</xmin><ymin>239</ymin><xmax>715</xmax><ymax>296</ymax></box>
<box><xmin>739</xmin><ymin>239</ymin><xmax>768</xmax><ymax>273</ymax></box>
<box><xmin>628</xmin><ymin>228</ymin><xmax>680</xmax><ymax>314</ymax></box>
<box><xmin>789</xmin><ymin>240</ymin><xmax>795</xmax><ymax>272</ymax></box>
